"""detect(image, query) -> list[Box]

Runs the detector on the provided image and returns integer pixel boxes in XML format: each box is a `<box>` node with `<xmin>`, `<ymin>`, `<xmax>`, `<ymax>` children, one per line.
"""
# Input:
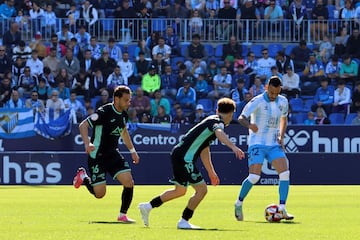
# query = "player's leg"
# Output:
<box><xmin>270</xmin><ymin>149</ymin><xmax>294</xmax><ymax>220</ymax></box>
<box><xmin>235</xmin><ymin>145</ymin><xmax>264</xmax><ymax>221</ymax></box>
<box><xmin>139</xmin><ymin>184</ymin><xmax>187</xmax><ymax>226</ymax></box>
<box><xmin>115</xmin><ymin>171</ymin><xmax>136</xmax><ymax>223</ymax></box>
<box><xmin>74</xmin><ymin>158</ymin><xmax>107</xmax><ymax>198</ymax></box>
<box><xmin>177</xmin><ymin>182</ymin><xmax>207</xmax><ymax>229</ymax></box>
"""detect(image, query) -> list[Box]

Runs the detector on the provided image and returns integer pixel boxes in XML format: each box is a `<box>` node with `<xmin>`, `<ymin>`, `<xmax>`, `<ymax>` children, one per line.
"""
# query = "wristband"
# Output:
<box><xmin>129</xmin><ymin>148</ymin><xmax>136</xmax><ymax>153</ymax></box>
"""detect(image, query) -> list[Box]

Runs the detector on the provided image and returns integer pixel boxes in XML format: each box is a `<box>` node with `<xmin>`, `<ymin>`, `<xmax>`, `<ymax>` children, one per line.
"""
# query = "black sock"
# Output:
<box><xmin>120</xmin><ymin>187</ymin><xmax>133</xmax><ymax>214</ymax></box>
<box><xmin>83</xmin><ymin>177</ymin><xmax>95</xmax><ymax>195</ymax></box>
<box><xmin>181</xmin><ymin>207</ymin><xmax>194</xmax><ymax>221</ymax></box>
<box><xmin>149</xmin><ymin>196</ymin><xmax>163</xmax><ymax>208</ymax></box>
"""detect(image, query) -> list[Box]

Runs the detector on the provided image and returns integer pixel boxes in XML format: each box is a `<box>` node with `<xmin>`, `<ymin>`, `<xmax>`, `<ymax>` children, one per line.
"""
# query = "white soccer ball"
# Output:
<box><xmin>264</xmin><ymin>204</ymin><xmax>282</xmax><ymax>222</ymax></box>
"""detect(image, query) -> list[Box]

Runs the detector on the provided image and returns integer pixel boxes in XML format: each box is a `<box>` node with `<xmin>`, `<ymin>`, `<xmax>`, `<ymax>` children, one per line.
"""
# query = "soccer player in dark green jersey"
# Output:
<box><xmin>73</xmin><ymin>85</ymin><xmax>140</xmax><ymax>223</ymax></box>
<box><xmin>139</xmin><ymin>97</ymin><xmax>245</xmax><ymax>229</ymax></box>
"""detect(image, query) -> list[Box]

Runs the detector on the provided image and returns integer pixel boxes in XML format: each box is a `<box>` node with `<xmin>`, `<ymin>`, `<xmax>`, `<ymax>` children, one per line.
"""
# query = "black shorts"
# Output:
<box><xmin>88</xmin><ymin>149</ymin><xmax>131</xmax><ymax>186</ymax></box>
<box><xmin>170</xmin><ymin>148</ymin><xmax>204</xmax><ymax>187</ymax></box>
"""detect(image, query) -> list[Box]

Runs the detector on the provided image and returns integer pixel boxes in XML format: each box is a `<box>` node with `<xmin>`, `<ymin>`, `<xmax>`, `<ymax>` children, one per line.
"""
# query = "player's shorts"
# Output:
<box><xmin>247</xmin><ymin>145</ymin><xmax>286</xmax><ymax>167</ymax></box>
<box><xmin>169</xmin><ymin>148</ymin><xmax>204</xmax><ymax>187</ymax></box>
<box><xmin>88</xmin><ymin>149</ymin><xmax>131</xmax><ymax>186</ymax></box>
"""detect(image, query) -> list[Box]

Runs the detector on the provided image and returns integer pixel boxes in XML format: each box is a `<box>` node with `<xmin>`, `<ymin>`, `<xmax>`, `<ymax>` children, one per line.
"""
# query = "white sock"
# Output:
<box><xmin>279</xmin><ymin>204</ymin><xmax>285</xmax><ymax>211</ymax></box>
<box><xmin>235</xmin><ymin>200</ymin><xmax>243</xmax><ymax>206</ymax></box>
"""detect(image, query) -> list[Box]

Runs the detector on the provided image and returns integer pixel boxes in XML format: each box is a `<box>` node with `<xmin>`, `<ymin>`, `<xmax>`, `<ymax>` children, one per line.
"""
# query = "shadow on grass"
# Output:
<box><xmin>88</xmin><ymin>221</ymin><xmax>135</xmax><ymax>224</ymax></box>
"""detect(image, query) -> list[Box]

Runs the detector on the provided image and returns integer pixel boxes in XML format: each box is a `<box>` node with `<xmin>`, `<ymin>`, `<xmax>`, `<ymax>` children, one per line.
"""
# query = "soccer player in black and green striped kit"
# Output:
<box><xmin>139</xmin><ymin>97</ymin><xmax>245</xmax><ymax>229</ymax></box>
<box><xmin>73</xmin><ymin>85</ymin><xmax>140</xmax><ymax>223</ymax></box>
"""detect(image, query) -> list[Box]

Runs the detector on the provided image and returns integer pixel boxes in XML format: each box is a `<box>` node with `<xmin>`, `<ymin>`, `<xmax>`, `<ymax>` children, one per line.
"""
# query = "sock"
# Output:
<box><xmin>238</xmin><ymin>178</ymin><xmax>254</xmax><ymax>202</ymax></box>
<box><xmin>279</xmin><ymin>180</ymin><xmax>289</xmax><ymax>205</ymax></box>
<box><xmin>120</xmin><ymin>187</ymin><xmax>133</xmax><ymax>214</ymax></box>
<box><xmin>182</xmin><ymin>207</ymin><xmax>194</xmax><ymax>221</ymax></box>
<box><xmin>150</xmin><ymin>196</ymin><xmax>163</xmax><ymax>208</ymax></box>
<box><xmin>83</xmin><ymin>177</ymin><xmax>95</xmax><ymax>195</ymax></box>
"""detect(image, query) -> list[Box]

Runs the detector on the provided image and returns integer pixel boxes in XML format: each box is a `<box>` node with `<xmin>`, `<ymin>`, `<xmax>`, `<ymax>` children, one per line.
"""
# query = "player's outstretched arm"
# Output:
<box><xmin>200</xmin><ymin>147</ymin><xmax>219</xmax><ymax>186</ymax></box>
<box><xmin>215</xmin><ymin>128</ymin><xmax>245</xmax><ymax>160</ymax></box>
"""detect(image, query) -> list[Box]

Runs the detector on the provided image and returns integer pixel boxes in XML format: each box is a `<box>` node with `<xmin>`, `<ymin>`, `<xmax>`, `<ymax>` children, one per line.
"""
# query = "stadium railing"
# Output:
<box><xmin>0</xmin><ymin>18</ymin><xmax>349</xmax><ymax>46</ymax></box>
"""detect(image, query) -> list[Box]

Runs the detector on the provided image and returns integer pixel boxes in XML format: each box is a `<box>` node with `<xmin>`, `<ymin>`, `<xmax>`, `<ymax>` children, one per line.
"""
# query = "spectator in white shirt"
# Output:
<box><xmin>152</xmin><ymin>37</ymin><xmax>171</xmax><ymax>64</ymax></box>
<box><xmin>117</xmin><ymin>52</ymin><xmax>134</xmax><ymax>85</ymax></box>
<box><xmin>26</xmin><ymin>50</ymin><xmax>44</xmax><ymax>77</ymax></box>
<box><xmin>332</xmin><ymin>79</ymin><xmax>352</xmax><ymax>113</ymax></box>
<box><xmin>281</xmin><ymin>66</ymin><xmax>301</xmax><ymax>98</ymax></box>
<box><xmin>208</xmin><ymin>65</ymin><xmax>232</xmax><ymax>99</ymax></box>
<box><xmin>256</xmin><ymin>48</ymin><xmax>276</xmax><ymax>82</ymax></box>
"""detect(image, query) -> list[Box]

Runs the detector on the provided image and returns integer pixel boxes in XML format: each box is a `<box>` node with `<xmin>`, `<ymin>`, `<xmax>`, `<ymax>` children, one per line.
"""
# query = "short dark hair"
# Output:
<box><xmin>268</xmin><ymin>76</ymin><xmax>282</xmax><ymax>87</ymax></box>
<box><xmin>217</xmin><ymin>97</ymin><xmax>236</xmax><ymax>114</ymax></box>
<box><xmin>113</xmin><ymin>85</ymin><xmax>131</xmax><ymax>99</ymax></box>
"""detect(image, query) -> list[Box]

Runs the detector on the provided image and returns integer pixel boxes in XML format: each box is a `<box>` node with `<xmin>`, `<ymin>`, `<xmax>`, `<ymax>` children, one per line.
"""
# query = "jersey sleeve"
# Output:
<box><xmin>209</xmin><ymin>116</ymin><xmax>225</xmax><ymax>132</ymax></box>
<box><xmin>241</xmin><ymin>97</ymin><xmax>259</xmax><ymax>118</ymax></box>
<box><xmin>87</xmin><ymin>106</ymin><xmax>107</xmax><ymax>128</ymax></box>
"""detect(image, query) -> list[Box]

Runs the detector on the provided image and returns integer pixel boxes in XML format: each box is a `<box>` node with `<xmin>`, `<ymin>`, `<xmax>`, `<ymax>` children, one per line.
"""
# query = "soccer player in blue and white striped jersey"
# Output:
<box><xmin>235</xmin><ymin>76</ymin><xmax>294</xmax><ymax>221</ymax></box>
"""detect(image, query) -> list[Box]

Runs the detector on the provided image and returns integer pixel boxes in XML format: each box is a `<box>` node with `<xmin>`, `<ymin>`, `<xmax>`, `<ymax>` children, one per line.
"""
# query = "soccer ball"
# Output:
<box><xmin>264</xmin><ymin>204</ymin><xmax>283</xmax><ymax>222</ymax></box>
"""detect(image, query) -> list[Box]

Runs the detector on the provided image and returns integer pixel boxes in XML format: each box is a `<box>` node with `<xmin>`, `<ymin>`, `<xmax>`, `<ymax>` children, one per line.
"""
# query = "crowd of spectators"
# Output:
<box><xmin>1</xmin><ymin>0</ymin><xmax>360</xmax><ymax>125</ymax></box>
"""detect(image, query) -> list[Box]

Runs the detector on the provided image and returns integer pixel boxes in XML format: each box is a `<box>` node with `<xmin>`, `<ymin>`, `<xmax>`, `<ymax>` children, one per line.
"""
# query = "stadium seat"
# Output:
<box><xmin>129</xmin><ymin>84</ymin><xmax>140</xmax><ymax>93</ymax></box>
<box><xmin>292</xmin><ymin>112</ymin><xmax>307</xmax><ymax>124</ymax></box>
<box><xmin>197</xmin><ymin>98</ymin><xmax>213</xmax><ymax>114</ymax></box>
<box><xmin>285</xmin><ymin>44</ymin><xmax>296</xmax><ymax>56</ymax></box>
<box><xmin>215</xmin><ymin>44</ymin><xmax>223</xmax><ymax>58</ymax></box>
<box><xmin>102</xmin><ymin>19</ymin><xmax>114</xmax><ymax>33</ymax></box>
<box><xmin>303</xmin><ymin>99</ymin><xmax>313</xmax><ymax>112</ymax></box>
<box><xmin>180</xmin><ymin>44</ymin><xmax>189</xmax><ymax>57</ymax></box>
<box><xmin>329</xmin><ymin>113</ymin><xmax>345</xmax><ymax>124</ymax></box>
<box><xmin>171</xmin><ymin>56</ymin><xmax>185</xmax><ymax>70</ymax></box>
<box><xmin>268</xmin><ymin>43</ymin><xmax>283</xmax><ymax>58</ymax></box>
<box><xmin>126</xmin><ymin>44</ymin><xmax>137</xmax><ymax>60</ymax></box>
<box><xmin>250</xmin><ymin>44</ymin><xmax>265</xmax><ymax>58</ymax></box>
<box><xmin>241</xmin><ymin>44</ymin><xmax>248</xmax><ymax>58</ymax></box>
<box><xmin>344</xmin><ymin>113</ymin><xmax>357</xmax><ymax>124</ymax></box>
<box><xmin>204</xmin><ymin>44</ymin><xmax>214</xmax><ymax>57</ymax></box>
<box><xmin>289</xmin><ymin>98</ymin><xmax>304</xmax><ymax>113</ymax></box>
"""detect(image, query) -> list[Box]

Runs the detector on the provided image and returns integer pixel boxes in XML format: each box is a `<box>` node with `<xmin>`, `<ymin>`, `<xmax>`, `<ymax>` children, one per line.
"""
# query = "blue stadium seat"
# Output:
<box><xmin>289</xmin><ymin>98</ymin><xmax>304</xmax><ymax>113</ymax></box>
<box><xmin>268</xmin><ymin>43</ymin><xmax>283</xmax><ymax>58</ymax></box>
<box><xmin>250</xmin><ymin>44</ymin><xmax>265</xmax><ymax>58</ymax></box>
<box><xmin>285</xmin><ymin>44</ymin><xmax>296</xmax><ymax>56</ymax></box>
<box><xmin>292</xmin><ymin>112</ymin><xmax>308</xmax><ymax>124</ymax></box>
<box><xmin>126</xmin><ymin>44</ymin><xmax>137</xmax><ymax>60</ymax></box>
<box><xmin>171</xmin><ymin>56</ymin><xmax>185</xmax><ymax>70</ymax></box>
<box><xmin>180</xmin><ymin>44</ymin><xmax>189</xmax><ymax>57</ymax></box>
<box><xmin>345</xmin><ymin>113</ymin><xmax>357</xmax><ymax>124</ymax></box>
<box><xmin>329</xmin><ymin>113</ymin><xmax>345</xmax><ymax>124</ymax></box>
<box><xmin>102</xmin><ymin>19</ymin><xmax>114</xmax><ymax>33</ymax></box>
<box><xmin>215</xmin><ymin>44</ymin><xmax>223</xmax><ymax>58</ymax></box>
<box><xmin>205</xmin><ymin>44</ymin><xmax>214</xmax><ymax>57</ymax></box>
<box><xmin>242</xmin><ymin>44</ymin><xmax>248</xmax><ymax>58</ymax></box>
<box><xmin>303</xmin><ymin>99</ymin><xmax>313</xmax><ymax>112</ymax></box>
<box><xmin>197</xmin><ymin>98</ymin><xmax>213</xmax><ymax>114</ymax></box>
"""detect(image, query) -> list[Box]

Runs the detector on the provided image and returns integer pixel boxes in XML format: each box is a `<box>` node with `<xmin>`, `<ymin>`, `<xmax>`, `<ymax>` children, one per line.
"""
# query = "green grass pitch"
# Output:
<box><xmin>0</xmin><ymin>185</ymin><xmax>359</xmax><ymax>240</ymax></box>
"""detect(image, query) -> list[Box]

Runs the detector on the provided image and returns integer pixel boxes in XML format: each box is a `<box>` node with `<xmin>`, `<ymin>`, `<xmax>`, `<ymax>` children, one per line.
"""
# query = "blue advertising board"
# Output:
<box><xmin>0</xmin><ymin>124</ymin><xmax>359</xmax><ymax>185</ymax></box>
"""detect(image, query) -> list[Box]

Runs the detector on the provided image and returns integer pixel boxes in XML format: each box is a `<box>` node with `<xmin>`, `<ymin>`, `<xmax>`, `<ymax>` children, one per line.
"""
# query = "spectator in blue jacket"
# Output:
<box><xmin>176</xmin><ymin>76</ymin><xmax>196</xmax><ymax>110</ymax></box>
<box><xmin>311</xmin><ymin>77</ymin><xmax>335</xmax><ymax>116</ymax></box>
